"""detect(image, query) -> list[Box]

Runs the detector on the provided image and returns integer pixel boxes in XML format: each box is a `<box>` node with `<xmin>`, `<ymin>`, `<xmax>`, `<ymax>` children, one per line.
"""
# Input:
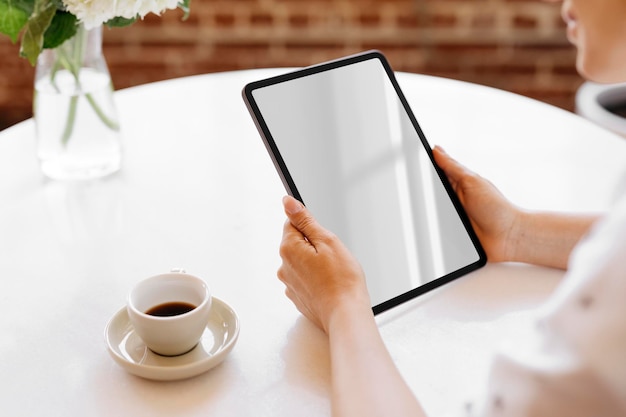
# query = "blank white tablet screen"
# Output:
<box><xmin>250</xmin><ymin>56</ymin><xmax>482</xmax><ymax>310</ymax></box>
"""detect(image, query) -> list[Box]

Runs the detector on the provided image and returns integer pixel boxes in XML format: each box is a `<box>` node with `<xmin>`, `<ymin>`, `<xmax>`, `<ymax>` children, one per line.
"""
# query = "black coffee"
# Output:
<box><xmin>146</xmin><ymin>301</ymin><xmax>196</xmax><ymax>317</ymax></box>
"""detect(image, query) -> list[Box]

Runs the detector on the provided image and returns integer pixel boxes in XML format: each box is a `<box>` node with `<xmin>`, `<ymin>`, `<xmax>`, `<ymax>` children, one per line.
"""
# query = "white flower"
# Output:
<box><xmin>62</xmin><ymin>0</ymin><xmax>181</xmax><ymax>29</ymax></box>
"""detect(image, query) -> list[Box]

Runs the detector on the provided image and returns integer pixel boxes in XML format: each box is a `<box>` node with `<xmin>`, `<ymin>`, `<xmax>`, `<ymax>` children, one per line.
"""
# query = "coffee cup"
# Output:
<box><xmin>127</xmin><ymin>270</ymin><xmax>212</xmax><ymax>356</ymax></box>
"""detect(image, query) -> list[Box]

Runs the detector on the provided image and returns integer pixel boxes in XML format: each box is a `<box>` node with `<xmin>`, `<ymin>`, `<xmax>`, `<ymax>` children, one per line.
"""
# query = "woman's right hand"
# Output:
<box><xmin>278</xmin><ymin>195</ymin><xmax>371</xmax><ymax>334</ymax></box>
<box><xmin>433</xmin><ymin>146</ymin><xmax>523</xmax><ymax>263</ymax></box>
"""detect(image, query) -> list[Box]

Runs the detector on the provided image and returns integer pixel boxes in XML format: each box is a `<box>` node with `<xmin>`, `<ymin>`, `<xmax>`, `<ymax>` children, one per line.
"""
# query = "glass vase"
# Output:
<box><xmin>34</xmin><ymin>24</ymin><xmax>122</xmax><ymax>181</ymax></box>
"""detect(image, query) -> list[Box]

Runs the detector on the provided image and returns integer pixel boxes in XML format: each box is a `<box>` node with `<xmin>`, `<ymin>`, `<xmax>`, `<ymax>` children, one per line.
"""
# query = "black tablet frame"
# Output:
<box><xmin>242</xmin><ymin>50</ymin><xmax>486</xmax><ymax>314</ymax></box>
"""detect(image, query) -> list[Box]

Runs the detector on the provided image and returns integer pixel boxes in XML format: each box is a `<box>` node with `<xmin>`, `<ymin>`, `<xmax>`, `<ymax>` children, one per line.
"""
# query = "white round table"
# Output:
<box><xmin>1</xmin><ymin>68</ymin><xmax>625</xmax><ymax>416</ymax></box>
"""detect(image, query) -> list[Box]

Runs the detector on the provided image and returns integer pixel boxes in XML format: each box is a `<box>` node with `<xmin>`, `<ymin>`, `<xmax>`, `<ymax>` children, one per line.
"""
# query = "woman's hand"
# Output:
<box><xmin>433</xmin><ymin>146</ymin><xmax>523</xmax><ymax>263</ymax></box>
<box><xmin>433</xmin><ymin>146</ymin><xmax>599</xmax><ymax>269</ymax></box>
<box><xmin>278</xmin><ymin>195</ymin><xmax>371</xmax><ymax>334</ymax></box>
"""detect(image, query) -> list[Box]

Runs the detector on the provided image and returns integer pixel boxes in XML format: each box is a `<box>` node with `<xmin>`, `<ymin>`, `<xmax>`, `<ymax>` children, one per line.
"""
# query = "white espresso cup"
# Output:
<box><xmin>127</xmin><ymin>271</ymin><xmax>212</xmax><ymax>356</ymax></box>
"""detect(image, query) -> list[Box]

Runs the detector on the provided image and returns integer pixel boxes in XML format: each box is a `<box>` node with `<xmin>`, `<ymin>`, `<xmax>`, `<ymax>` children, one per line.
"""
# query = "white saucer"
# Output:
<box><xmin>105</xmin><ymin>297</ymin><xmax>240</xmax><ymax>381</ymax></box>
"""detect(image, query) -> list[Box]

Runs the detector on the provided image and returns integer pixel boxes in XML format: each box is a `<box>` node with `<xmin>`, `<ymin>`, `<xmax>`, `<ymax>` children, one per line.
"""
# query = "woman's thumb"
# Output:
<box><xmin>282</xmin><ymin>195</ymin><xmax>323</xmax><ymax>239</ymax></box>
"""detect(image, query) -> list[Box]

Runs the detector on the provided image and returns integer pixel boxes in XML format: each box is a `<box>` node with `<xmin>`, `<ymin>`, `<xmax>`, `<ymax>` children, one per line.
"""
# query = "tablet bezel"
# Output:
<box><xmin>243</xmin><ymin>51</ymin><xmax>487</xmax><ymax>314</ymax></box>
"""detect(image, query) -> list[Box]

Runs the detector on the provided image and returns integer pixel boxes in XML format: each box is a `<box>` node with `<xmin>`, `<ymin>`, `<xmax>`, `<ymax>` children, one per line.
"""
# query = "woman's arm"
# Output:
<box><xmin>508</xmin><ymin>210</ymin><xmax>598</xmax><ymax>270</ymax></box>
<box><xmin>432</xmin><ymin>146</ymin><xmax>599</xmax><ymax>270</ymax></box>
<box><xmin>279</xmin><ymin>196</ymin><xmax>425</xmax><ymax>417</ymax></box>
<box><xmin>328</xmin><ymin>300</ymin><xmax>425</xmax><ymax>417</ymax></box>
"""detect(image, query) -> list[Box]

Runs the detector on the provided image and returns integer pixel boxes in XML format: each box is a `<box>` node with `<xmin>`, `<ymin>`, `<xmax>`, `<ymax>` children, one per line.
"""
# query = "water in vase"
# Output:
<box><xmin>35</xmin><ymin>68</ymin><xmax>122</xmax><ymax>181</ymax></box>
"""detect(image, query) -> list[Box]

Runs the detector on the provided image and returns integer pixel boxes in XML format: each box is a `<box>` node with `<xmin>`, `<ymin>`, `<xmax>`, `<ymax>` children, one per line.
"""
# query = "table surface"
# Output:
<box><xmin>1</xmin><ymin>68</ymin><xmax>625</xmax><ymax>416</ymax></box>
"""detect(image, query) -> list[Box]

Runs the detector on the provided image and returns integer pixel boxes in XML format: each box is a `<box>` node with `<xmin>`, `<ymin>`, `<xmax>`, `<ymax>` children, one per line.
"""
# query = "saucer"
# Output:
<box><xmin>105</xmin><ymin>297</ymin><xmax>240</xmax><ymax>381</ymax></box>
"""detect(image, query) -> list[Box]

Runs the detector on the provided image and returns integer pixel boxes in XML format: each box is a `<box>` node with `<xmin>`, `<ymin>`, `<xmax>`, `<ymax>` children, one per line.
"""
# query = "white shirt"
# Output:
<box><xmin>472</xmin><ymin>173</ymin><xmax>626</xmax><ymax>416</ymax></box>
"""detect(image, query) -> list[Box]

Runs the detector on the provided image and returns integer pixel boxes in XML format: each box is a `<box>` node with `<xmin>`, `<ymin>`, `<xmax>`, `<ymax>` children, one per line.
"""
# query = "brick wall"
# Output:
<box><xmin>0</xmin><ymin>0</ymin><xmax>582</xmax><ymax>131</ymax></box>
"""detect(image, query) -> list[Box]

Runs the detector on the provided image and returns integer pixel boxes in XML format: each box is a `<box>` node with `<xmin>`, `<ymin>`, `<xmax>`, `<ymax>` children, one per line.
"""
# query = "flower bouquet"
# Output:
<box><xmin>0</xmin><ymin>0</ymin><xmax>190</xmax><ymax>64</ymax></box>
<box><xmin>0</xmin><ymin>0</ymin><xmax>190</xmax><ymax>180</ymax></box>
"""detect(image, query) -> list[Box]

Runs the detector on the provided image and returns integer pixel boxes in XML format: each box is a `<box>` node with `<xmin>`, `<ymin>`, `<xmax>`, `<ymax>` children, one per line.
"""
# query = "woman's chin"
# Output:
<box><xmin>577</xmin><ymin>59</ymin><xmax>625</xmax><ymax>84</ymax></box>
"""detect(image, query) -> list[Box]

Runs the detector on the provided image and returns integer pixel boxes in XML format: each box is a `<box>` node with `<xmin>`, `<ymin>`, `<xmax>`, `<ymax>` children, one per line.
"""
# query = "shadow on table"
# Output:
<box><xmin>281</xmin><ymin>316</ymin><xmax>331</xmax><ymax>400</ymax></box>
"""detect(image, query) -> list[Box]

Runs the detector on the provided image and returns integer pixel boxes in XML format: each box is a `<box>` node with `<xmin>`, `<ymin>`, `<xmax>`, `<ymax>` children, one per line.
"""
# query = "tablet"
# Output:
<box><xmin>243</xmin><ymin>51</ymin><xmax>486</xmax><ymax>314</ymax></box>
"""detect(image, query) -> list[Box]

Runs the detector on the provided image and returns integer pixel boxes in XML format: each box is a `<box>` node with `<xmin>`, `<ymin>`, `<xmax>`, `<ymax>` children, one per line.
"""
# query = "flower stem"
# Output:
<box><xmin>85</xmin><ymin>91</ymin><xmax>120</xmax><ymax>131</ymax></box>
<box><xmin>61</xmin><ymin>96</ymin><xmax>78</xmax><ymax>146</ymax></box>
<box><xmin>54</xmin><ymin>45</ymin><xmax>78</xmax><ymax>145</ymax></box>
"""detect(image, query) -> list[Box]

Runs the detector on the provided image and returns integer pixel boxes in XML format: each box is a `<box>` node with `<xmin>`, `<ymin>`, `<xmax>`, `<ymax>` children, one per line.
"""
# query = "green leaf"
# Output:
<box><xmin>178</xmin><ymin>0</ymin><xmax>191</xmax><ymax>21</ymax></box>
<box><xmin>13</xmin><ymin>0</ymin><xmax>35</xmax><ymax>14</ymax></box>
<box><xmin>19</xmin><ymin>0</ymin><xmax>56</xmax><ymax>65</ymax></box>
<box><xmin>43</xmin><ymin>11</ymin><xmax>76</xmax><ymax>49</ymax></box>
<box><xmin>105</xmin><ymin>16</ymin><xmax>137</xmax><ymax>28</ymax></box>
<box><xmin>0</xmin><ymin>0</ymin><xmax>30</xmax><ymax>43</ymax></box>
<box><xmin>4</xmin><ymin>0</ymin><xmax>34</xmax><ymax>15</ymax></box>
